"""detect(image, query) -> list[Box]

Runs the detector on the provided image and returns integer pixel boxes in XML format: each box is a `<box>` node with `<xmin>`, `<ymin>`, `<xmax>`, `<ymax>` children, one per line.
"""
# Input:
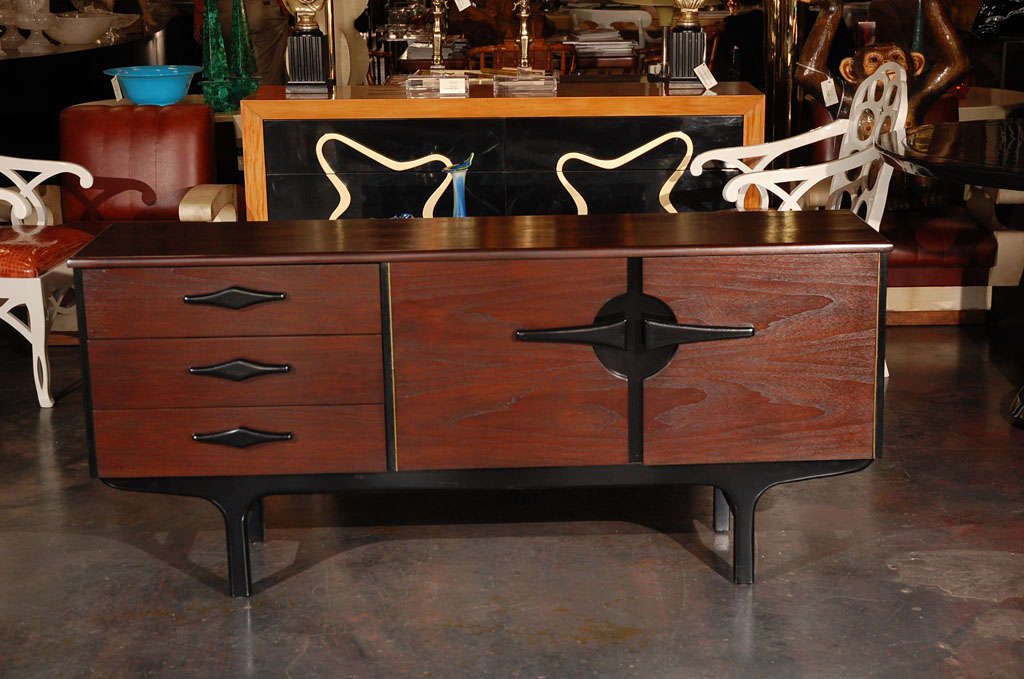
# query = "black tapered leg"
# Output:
<box><xmin>247</xmin><ymin>499</ymin><xmax>265</xmax><ymax>544</ymax></box>
<box><xmin>215</xmin><ymin>496</ymin><xmax>256</xmax><ymax>597</ymax></box>
<box><xmin>723</xmin><ymin>490</ymin><xmax>757</xmax><ymax>584</ymax></box>
<box><xmin>715</xmin><ymin>476</ymin><xmax>770</xmax><ymax>585</ymax></box>
<box><xmin>710</xmin><ymin>460</ymin><xmax>873</xmax><ymax>584</ymax></box>
<box><xmin>713</xmin><ymin>487</ymin><xmax>730</xmax><ymax>533</ymax></box>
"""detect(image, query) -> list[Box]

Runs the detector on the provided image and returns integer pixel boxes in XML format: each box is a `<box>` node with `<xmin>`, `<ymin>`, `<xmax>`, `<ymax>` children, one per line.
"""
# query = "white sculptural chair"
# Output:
<box><xmin>691</xmin><ymin>61</ymin><xmax>910</xmax><ymax>230</ymax></box>
<box><xmin>1</xmin><ymin>157</ymin><xmax>94</xmax><ymax>407</ymax></box>
<box><xmin>689</xmin><ymin>64</ymin><xmax>908</xmax><ymax>524</ymax></box>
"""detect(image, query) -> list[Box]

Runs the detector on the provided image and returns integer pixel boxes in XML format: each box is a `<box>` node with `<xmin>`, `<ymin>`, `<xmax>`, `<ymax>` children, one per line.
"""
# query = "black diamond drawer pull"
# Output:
<box><xmin>189</xmin><ymin>359</ymin><xmax>291</xmax><ymax>382</ymax></box>
<box><xmin>643</xmin><ymin>319</ymin><xmax>754</xmax><ymax>349</ymax></box>
<box><xmin>514</xmin><ymin>319</ymin><xmax>627</xmax><ymax>349</ymax></box>
<box><xmin>183</xmin><ymin>287</ymin><xmax>286</xmax><ymax>310</ymax></box>
<box><xmin>192</xmin><ymin>427</ymin><xmax>293</xmax><ymax>448</ymax></box>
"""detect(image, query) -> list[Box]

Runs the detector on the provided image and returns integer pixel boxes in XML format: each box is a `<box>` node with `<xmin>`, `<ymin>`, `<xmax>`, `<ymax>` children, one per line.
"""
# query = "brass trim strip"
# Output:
<box><xmin>384</xmin><ymin>263</ymin><xmax>399</xmax><ymax>470</ymax></box>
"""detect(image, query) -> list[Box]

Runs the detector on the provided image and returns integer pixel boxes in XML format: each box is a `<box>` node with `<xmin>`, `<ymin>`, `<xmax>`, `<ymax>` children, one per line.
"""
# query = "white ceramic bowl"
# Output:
<box><xmin>45</xmin><ymin>13</ymin><xmax>114</xmax><ymax>45</ymax></box>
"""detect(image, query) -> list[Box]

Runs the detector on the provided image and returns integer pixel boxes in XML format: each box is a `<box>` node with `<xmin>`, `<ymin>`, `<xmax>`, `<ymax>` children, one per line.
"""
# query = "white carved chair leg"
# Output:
<box><xmin>42</xmin><ymin>264</ymin><xmax>76</xmax><ymax>333</ymax></box>
<box><xmin>25</xmin><ymin>280</ymin><xmax>54</xmax><ymax>407</ymax></box>
<box><xmin>0</xmin><ymin>278</ymin><xmax>53</xmax><ymax>407</ymax></box>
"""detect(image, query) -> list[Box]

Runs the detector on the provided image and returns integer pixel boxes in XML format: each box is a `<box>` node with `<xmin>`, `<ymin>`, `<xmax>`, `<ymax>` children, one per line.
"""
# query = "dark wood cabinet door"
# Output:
<box><xmin>643</xmin><ymin>253</ymin><xmax>882</xmax><ymax>465</ymax></box>
<box><xmin>390</xmin><ymin>259</ymin><xmax>629</xmax><ymax>470</ymax></box>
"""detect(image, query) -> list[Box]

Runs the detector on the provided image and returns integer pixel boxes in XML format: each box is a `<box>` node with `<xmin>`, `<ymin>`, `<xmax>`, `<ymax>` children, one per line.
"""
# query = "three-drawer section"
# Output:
<box><xmin>81</xmin><ymin>264</ymin><xmax>387</xmax><ymax>477</ymax></box>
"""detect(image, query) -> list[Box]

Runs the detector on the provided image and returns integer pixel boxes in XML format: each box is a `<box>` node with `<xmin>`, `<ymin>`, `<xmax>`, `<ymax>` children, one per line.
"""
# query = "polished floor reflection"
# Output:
<box><xmin>1</xmin><ymin>326</ymin><xmax>1022</xmax><ymax>678</ymax></box>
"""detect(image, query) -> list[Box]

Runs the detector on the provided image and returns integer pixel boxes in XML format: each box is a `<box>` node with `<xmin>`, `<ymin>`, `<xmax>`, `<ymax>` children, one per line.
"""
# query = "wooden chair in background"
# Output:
<box><xmin>467</xmin><ymin>40</ymin><xmax>576</xmax><ymax>74</ymax></box>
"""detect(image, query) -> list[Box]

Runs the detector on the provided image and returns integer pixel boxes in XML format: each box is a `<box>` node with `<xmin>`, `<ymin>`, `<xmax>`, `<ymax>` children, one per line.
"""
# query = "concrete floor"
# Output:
<box><xmin>0</xmin><ymin>326</ymin><xmax>1022</xmax><ymax>678</ymax></box>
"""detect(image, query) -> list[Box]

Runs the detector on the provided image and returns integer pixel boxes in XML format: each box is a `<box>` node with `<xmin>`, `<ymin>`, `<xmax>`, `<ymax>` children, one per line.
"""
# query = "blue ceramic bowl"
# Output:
<box><xmin>103</xmin><ymin>65</ymin><xmax>202</xmax><ymax>106</ymax></box>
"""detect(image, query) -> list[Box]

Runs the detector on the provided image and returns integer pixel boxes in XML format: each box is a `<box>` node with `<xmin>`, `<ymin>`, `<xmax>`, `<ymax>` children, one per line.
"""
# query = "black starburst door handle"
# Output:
<box><xmin>514</xmin><ymin>292</ymin><xmax>754</xmax><ymax>380</ymax></box>
<box><xmin>513</xmin><ymin>319</ymin><xmax>627</xmax><ymax>349</ymax></box>
<box><xmin>642</xmin><ymin>319</ymin><xmax>754</xmax><ymax>349</ymax></box>
<box><xmin>192</xmin><ymin>427</ymin><xmax>293</xmax><ymax>448</ymax></box>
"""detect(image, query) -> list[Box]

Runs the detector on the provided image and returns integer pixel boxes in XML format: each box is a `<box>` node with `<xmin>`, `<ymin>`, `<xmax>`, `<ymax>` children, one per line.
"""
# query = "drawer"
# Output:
<box><xmin>81</xmin><ymin>264</ymin><xmax>380</xmax><ymax>339</ymax></box>
<box><xmin>88</xmin><ymin>336</ymin><xmax>383</xmax><ymax>409</ymax></box>
<box><xmin>93</xmin><ymin>405</ymin><xmax>385</xmax><ymax>477</ymax></box>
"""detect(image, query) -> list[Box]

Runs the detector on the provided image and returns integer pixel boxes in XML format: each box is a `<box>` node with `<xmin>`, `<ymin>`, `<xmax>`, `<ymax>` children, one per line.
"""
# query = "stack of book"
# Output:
<box><xmin>564</xmin><ymin>29</ymin><xmax>636</xmax><ymax>58</ymax></box>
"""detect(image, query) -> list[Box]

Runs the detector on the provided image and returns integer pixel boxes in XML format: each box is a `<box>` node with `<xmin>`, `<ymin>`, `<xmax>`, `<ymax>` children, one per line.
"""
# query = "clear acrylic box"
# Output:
<box><xmin>492</xmin><ymin>70</ymin><xmax>558</xmax><ymax>97</ymax></box>
<box><xmin>403</xmin><ymin>73</ymin><xmax>470</xmax><ymax>98</ymax></box>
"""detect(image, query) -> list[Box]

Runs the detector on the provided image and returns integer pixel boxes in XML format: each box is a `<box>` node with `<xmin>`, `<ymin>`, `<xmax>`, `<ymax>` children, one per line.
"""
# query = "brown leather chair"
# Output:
<box><xmin>59</xmin><ymin>103</ymin><xmax>237</xmax><ymax>222</ymax></box>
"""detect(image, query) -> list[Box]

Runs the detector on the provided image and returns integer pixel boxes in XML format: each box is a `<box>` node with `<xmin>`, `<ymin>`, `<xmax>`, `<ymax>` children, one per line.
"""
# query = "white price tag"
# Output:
<box><xmin>111</xmin><ymin>74</ymin><xmax>123</xmax><ymax>101</ymax></box>
<box><xmin>439</xmin><ymin>77</ymin><xmax>467</xmax><ymax>95</ymax></box>
<box><xmin>821</xmin><ymin>78</ymin><xmax>839</xmax><ymax>107</ymax></box>
<box><xmin>693</xmin><ymin>63</ymin><xmax>717</xmax><ymax>91</ymax></box>
<box><xmin>453</xmin><ymin>0</ymin><xmax>471</xmax><ymax>10</ymax></box>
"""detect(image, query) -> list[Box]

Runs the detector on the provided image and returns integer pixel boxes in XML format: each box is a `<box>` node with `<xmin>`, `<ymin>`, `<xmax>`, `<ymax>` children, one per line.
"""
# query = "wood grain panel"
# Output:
<box><xmin>93</xmin><ymin>405</ymin><xmax>385</xmax><ymax>477</ymax></box>
<box><xmin>241</xmin><ymin>107</ymin><xmax>267</xmax><ymax>221</ymax></box>
<box><xmin>390</xmin><ymin>259</ymin><xmax>629</xmax><ymax>470</ymax></box>
<box><xmin>242</xmin><ymin>83</ymin><xmax>764</xmax><ymax>121</ymax></box>
<box><xmin>82</xmin><ymin>264</ymin><xmax>380</xmax><ymax>338</ymax></box>
<box><xmin>643</xmin><ymin>253</ymin><xmax>881</xmax><ymax>464</ymax></box>
<box><xmin>88</xmin><ymin>335</ymin><xmax>383</xmax><ymax>409</ymax></box>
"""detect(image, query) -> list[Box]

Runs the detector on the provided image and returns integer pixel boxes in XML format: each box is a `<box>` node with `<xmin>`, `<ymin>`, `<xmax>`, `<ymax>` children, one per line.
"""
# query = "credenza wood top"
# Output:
<box><xmin>241</xmin><ymin>83</ymin><xmax>764</xmax><ymax>120</ymax></box>
<box><xmin>67</xmin><ymin>211</ymin><xmax>892</xmax><ymax>269</ymax></box>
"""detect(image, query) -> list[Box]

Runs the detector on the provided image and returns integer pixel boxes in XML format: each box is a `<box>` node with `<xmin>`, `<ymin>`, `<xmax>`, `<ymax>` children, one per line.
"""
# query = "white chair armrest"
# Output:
<box><xmin>691</xmin><ymin>119</ymin><xmax>849</xmax><ymax>176</ymax></box>
<box><xmin>0</xmin><ymin>187</ymin><xmax>31</xmax><ymax>222</ymax></box>
<box><xmin>179</xmin><ymin>184</ymin><xmax>239</xmax><ymax>222</ymax></box>
<box><xmin>722</xmin><ymin>149</ymin><xmax>878</xmax><ymax>212</ymax></box>
<box><xmin>0</xmin><ymin>155</ymin><xmax>93</xmax><ymax>226</ymax></box>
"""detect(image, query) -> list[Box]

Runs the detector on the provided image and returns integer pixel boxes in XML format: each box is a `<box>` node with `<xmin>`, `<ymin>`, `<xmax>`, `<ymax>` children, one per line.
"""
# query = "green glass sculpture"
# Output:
<box><xmin>229</xmin><ymin>0</ymin><xmax>261</xmax><ymax>103</ymax></box>
<box><xmin>201</xmin><ymin>0</ymin><xmax>233</xmax><ymax>112</ymax></box>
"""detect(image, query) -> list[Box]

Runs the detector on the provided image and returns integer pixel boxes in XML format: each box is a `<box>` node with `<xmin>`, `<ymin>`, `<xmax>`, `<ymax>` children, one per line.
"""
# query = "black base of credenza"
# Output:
<box><xmin>103</xmin><ymin>459</ymin><xmax>872</xmax><ymax>597</ymax></box>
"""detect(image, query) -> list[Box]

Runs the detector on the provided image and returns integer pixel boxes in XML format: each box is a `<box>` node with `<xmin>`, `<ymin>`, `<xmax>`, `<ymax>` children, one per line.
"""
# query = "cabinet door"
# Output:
<box><xmin>643</xmin><ymin>253</ymin><xmax>882</xmax><ymax>465</ymax></box>
<box><xmin>390</xmin><ymin>259</ymin><xmax>629</xmax><ymax>470</ymax></box>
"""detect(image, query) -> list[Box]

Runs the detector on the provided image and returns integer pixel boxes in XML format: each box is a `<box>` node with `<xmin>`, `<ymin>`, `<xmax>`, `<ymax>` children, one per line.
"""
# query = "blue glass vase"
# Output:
<box><xmin>443</xmin><ymin>153</ymin><xmax>474</xmax><ymax>218</ymax></box>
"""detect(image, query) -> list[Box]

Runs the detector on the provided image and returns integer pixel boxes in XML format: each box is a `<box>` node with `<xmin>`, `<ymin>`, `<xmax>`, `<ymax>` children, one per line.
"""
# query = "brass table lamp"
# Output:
<box><xmin>285</xmin><ymin>0</ymin><xmax>330</xmax><ymax>94</ymax></box>
<box><xmin>663</xmin><ymin>0</ymin><xmax>706</xmax><ymax>82</ymax></box>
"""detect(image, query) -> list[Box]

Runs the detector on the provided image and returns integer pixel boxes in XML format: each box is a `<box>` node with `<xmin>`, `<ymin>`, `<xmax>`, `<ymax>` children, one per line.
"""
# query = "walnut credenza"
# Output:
<box><xmin>70</xmin><ymin>211</ymin><xmax>890</xmax><ymax>597</ymax></box>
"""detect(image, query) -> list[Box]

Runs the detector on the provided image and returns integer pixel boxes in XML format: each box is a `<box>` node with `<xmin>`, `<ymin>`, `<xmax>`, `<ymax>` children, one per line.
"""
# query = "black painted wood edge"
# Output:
<box><xmin>101</xmin><ymin>458</ymin><xmax>874</xmax><ymax>495</ymax></box>
<box><xmin>380</xmin><ymin>263</ymin><xmax>398</xmax><ymax>472</ymax></box>
<box><xmin>75</xmin><ymin>268</ymin><xmax>98</xmax><ymax>479</ymax></box>
<box><xmin>875</xmin><ymin>253</ymin><xmax>888</xmax><ymax>459</ymax></box>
